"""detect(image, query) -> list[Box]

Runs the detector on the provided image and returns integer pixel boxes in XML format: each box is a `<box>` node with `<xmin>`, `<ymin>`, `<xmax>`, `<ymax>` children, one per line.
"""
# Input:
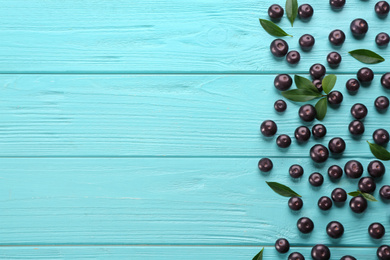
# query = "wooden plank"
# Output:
<box><xmin>0</xmin><ymin>0</ymin><xmax>389</xmax><ymax>73</ymax></box>
<box><xmin>0</xmin><ymin>246</ymin><xmax>378</xmax><ymax>259</ymax></box>
<box><xmin>0</xmin><ymin>157</ymin><xmax>389</xmax><ymax>246</ymax></box>
<box><xmin>0</xmin><ymin>74</ymin><xmax>388</xmax><ymax>157</ymax></box>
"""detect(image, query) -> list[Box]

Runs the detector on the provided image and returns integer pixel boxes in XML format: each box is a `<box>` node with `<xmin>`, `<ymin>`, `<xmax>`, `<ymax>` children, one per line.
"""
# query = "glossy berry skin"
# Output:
<box><xmin>288</xmin><ymin>252</ymin><xmax>305</xmax><ymax>260</ymax></box>
<box><xmin>310</xmin><ymin>144</ymin><xmax>329</xmax><ymax>163</ymax></box>
<box><xmin>351</xmin><ymin>103</ymin><xmax>368</xmax><ymax>120</ymax></box>
<box><xmin>261</xmin><ymin>120</ymin><xmax>277</xmax><ymax>137</ymax></box>
<box><xmin>274</xmin><ymin>99</ymin><xmax>287</xmax><ymax>112</ymax></box>
<box><xmin>328</xmin><ymin>137</ymin><xmax>346</xmax><ymax>154</ymax></box>
<box><xmin>327</xmin><ymin>91</ymin><xmax>343</xmax><ymax>105</ymax></box>
<box><xmin>346</xmin><ymin>78</ymin><xmax>360</xmax><ymax>93</ymax></box>
<box><xmin>277</xmin><ymin>134</ymin><xmax>292</xmax><ymax>148</ymax></box>
<box><xmin>349</xmin><ymin>120</ymin><xmax>365</xmax><ymax>135</ymax></box>
<box><xmin>369</xmin><ymin>223</ymin><xmax>385</xmax><ymax>239</ymax></box>
<box><xmin>327</xmin><ymin>52</ymin><xmax>342</xmax><ymax>68</ymax></box>
<box><xmin>328</xmin><ymin>165</ymin><xmax>343</xmax><ymax>180</ymax></box>
<box><xmin>310</xmin><ymin>63</ymin><xmax>326</xmax><ymax>79</ymax></box>
<box><xmin>368</xmin><ymin>160</ymin><xmax>386</xmax><ymax>178</ymax></box>
<box><xmin>318</xmin><ymin>196</ymin><xmax>333</xmax><ymax>211</ymax></box>
<box><xmin>340</xmin><ymin>256</ymin><xmax>356</xmax><ymax>260</ymax></box>
<box><xmin>274</xmin><ymin>74</ymin><xmax>293</xmax><ymax>91</ymax></box>
<box><xmin>331</xmin><ymin>188</ymin><xmax>347</xmax><ymax>202</ymax></box>
<box><xmin>381</xmin><ymin>73</ymin><xmax>390</xmax><ymax>89</ymax></box>
<box><xmin>289</xmin><ymin>164</ymin><xmax>304</xmax><ymax>178</ymax></box>
<box><xmin>312</xmin><ymin>79</ymin><xmax>323</xmax><ymax>92</ymax></box>
<box><xmin>377</xmin><ymin>245</ymin><xmax>390</xmax><ymax>260</ymax></box>
<box><xmin>270</xmin><ymin>39</ymin><xmax>289</xmax><ymax>57</ymax></box>
<box><xmin>358</xmin><ymin>177</ymin><xmax>376</xmax><ymax>193</ymax></box>
<box><xmin>299</xmin><ymin>34</ymin><xmax>315</xmax><ymax>51</ymax></box>
<box><xmin>376</xmin><ymin>32</ymin><xmax>390</xmax><ymax>47</ymax></box>
<box><xmin>357</xmin><ymin>67</ymin><xmax>374</xmax><ymax>84</ymax></box>
<box><xmin>289</xmin><ymin>197</ymin><xmax>303</xmax><ymax>211</ymax></box>
<box><xmin>373</xmin><ymin>129</ymin><xmax>390</xmax><ymax>145</ymax></box>
<box><xmin>311</xmin><ymin>244</ymin><xmax>331</xmax><ymax>260</ymax></box>
<box><xmin>258</xmin><ymin>158</ymin><xmax>273</xmax><ymax>172</ymax></box>
<box><xmin>298</xmin><ymin>4</ymin><xmax>314</xmax><ymax>20</ymax></box>
<box><xmin>275</xmin><ymin>238</ymin><xmax>290</xmax><ymax>253</ymax></box>
<box><xmin>329</xmin><ymin>29</ymin><xmax>346</xmax><ymax>46</ymax></box>
<box><xmin>349</xmin><ymin>196</ymin><xmax>368</xmax><ymax>213</ymax></box>
<box><xmin>286</xmin><ymin>51</ymin><xmax>301</xmax><ymax>64</ymax></box>
<box><xmin>312</xmin><ymin>124</ymin><xmax>327</xmax><ymax>138</ymax></box>
<box><xmin>297</xmin><ymin>217</ymin><xmax>314</xmax><ymax>234</ymax></box>
<box><xmin>330</xmin><ymin>0</ymin><xmax>345</xmax><ymax>8</ymax></box>
<box><xmin>376</xmin><ymin>96</ymin><xmax>390</xmax><ymax>110</ymax></box>
<box><xmin>375</xmin><ymin>1</ymin><xmax>390</xmax><ymax>17</ymax></box>
<box><xmin>344</xmin><ymin>160</ymin><xmax>363</xmax><ymax>178</ymax></box>
<box><xmin>268</xmin><ymin>4</ymin><xmax>284</xmax><ymax>20</ymax></box>
<box><xmin>326</xmin><ymin>221</ymin><xmax>344</xmax><ymax>239</ymax></box>
<box><xmin>295</xmin><ymin>126</ymin><xmax>311</xmax><ymax>142</ymax></box>
<box><xmin>299</xmin><ymin>104</ymin><xmax>316</xmax><ymax>122</ymax></box>
<box><xmin>350</xmin><ymin>18</ymin><xmax>369</xmax><ymax>37</ymax></box>
<box><xmin>380</xmin><ymin>185</ymin><xmax>390</xmax><ymax>200</ymax></box>
<box><xmin>309</xmin><ymin>172</ymin><xmax>324</xmax><ymax>187</ymax></box>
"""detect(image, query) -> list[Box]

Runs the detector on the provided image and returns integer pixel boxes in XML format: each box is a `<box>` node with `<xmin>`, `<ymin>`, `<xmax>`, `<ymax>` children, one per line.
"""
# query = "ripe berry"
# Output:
<box><xmin>270</xmin><ymin>39</ymin><xmax>289</xmax><ymax>57</ymax></box>
<box><xmin>289</xmin><ymin>164</ymin><xmax>304</xmax><ymax>178</ymax></box>
<box><xmin>328</xmin><ymin>137</ymin><xmax>346</xmax><ymax>154</ymax></box>
<box><xmin>329</xmin><ymin>29</ymin><xmax>346</xmax><ymax>46</ymax></box>
<box><xmin>380</xmin><ymin>185</ymin><xmax>390</xmax><ymax>200</ymax></box>
<box><xmin>261</xmin><ymin>120</ymin><xmax>277</xmax><ymax>137</ymax></box>
<box><xmin>375</xmin><ymin>1</ymin><xmax>390</xmax><ymax>17</ymax></box>
<box><xmin>358</xmin><ymin>177</ymin><xmax>376</xmax><ymax>193</ymax></box>
<box><xmin>312</xmin><ymin>79</ymin><xmax>323</xmax><ymax>92</ymax></box>
<box><xmin>311</xmin><ymin>244</ymin><xmax>331</xmax><ymax>260</ymax></box>
<box><xmin>346</xmin><ymin>78</ymin><xmax>360</xmax><ymax>93</ymax></box>
<box><xmin>375</xmin><ymin>96</ymin><xmax>390</xmax><ymax>111</ymax></box>
<box><xmin>312</xmin><ymin>124</ymin><xmax>327</xmax><ymax>138</ymax></box>
<box><xmin>310</xmin><ymin>63</ymin><xmax>326</xmax><ymax>79</ymax></box>
<box><xmin>326</xmin><ymin>221</ymin><xmax>344</xmax><ymax>239</ymax></box>
<box><xmin>275</xmin><ymin>238</ymin><xmax>290</xmax><ymax>253</ymax></box>
<box><xmin>376</xmin><ymin>32</ymin><xmax>390</xmax><ymax>47</ymax></box>
<box><xmin>287</xmin><ymin>50</ymin><xmax>301</xmax><ymax>64</ymax></box>
<box><xmin>330</xmin><ymin>0</ymin><xmax>345</xmax><ymax>9</ymax></box>
<box><xmin>299</xmin><ymin>104</ymin><xmax>316</xmax><ymax>122</ymax></box>
<box><xmin>381</xmin><ymin>73</ymin><xmax>390</xmax><ymax>89</ymax></box>
<box><xmin>288</xmin><ymin>252</ymin><xmax>305</xmax><ymax>260</ymax></box>
<box><xmin>349</xmin><ymin>196</ymin><xmax>367</xmax><ymax>213</ymax></box>
<box><xmin>268</xmin><ymin>4</ymin><xmax>284</xmax><ymax>20</ymax></box>
<box><xmin>310</xmin><ymin>144</ymin><xmax>329</xmax><ymax>163</ymax></box>
<box><xmin>277</xmin><ymin>134</ymin><xmax>292</xmax><ymax>148</ymax></box>
<box><xmin>344</xmin><ymin>160</ymin><xmax>363</xmax><ymax>178</ymax></box>
<box><xmin>341</xmin><ymin>256</ymin><xmax>356</xmax><ymax>260</ymax></box>
<box><xmin>373</xmin><ymin>129</ymin><xmax>390</xmax><ymax>145</ymax></box>
<box><xmin>350</xmin><ymin>18</ymin><xmax>369</xmax><ymax>37</ymax></box>
<box><xmin>299</xmin><ymin>34</ymin><xmax>315</xmax><ymax>51</ymax></box>
<box><xmin>295</xmin><ymin>126</ymin><xmax>311</xmax><ymax>142</ymax></box>
<box><xmin>349</xmin><ymin>120</ymin><xmax>365</xmax><ymax>135</ymax></box>
<box><xmin>318</xmin><ymin>196</ymin><xmax>333</xmax><ymax>210</ymax></box>
<box><xmin>298</xmin><ymin>4</ymin><xmax>314</xmax><ymax>20</ymax></box>
<box><xmin>309</xmin><ymin>172</ymin><xmax>324</xmax><ymax>187</ymax></box>
<box><xmin>297</xmin><ymin>217</ymin><xmax>314</xmax><ymax>233</ymax></box>
<box><xmin>331</xmin><ymin>188</ymin><xmax>347</xmax><ymax>202</ymax></box>
<box><xmin>368</xmin><ymin>160</ymin><xmax>386</xmax><ymax>178</ymax></box>
<box><xmin>377</xmin><ymin>245</ymin><xmax>390</xmax><ymax>260</ymax></box>
<box><xmin>274</xmin><ymin>74</ymin><xmax>293</xmax><ymax>91</ymax></box>
<box><xmin>288</xmin><ymin>196</ymin><xmax>303</xmax><ymax>211</ymax></box>
<box><xmin>351</xmin><ymin>103</ymin><xmax>368</xmax><ymax>120</ymax></box>
<box><xmin>369</xmin><ymin>222</ymin><xmax>385</xmax><ymax>239</ymax></box>
<box><xmin>328</xmin><ymin>165</ymin><xmax>343</xmax><ymax>180</ymax></box>
<box><xmin>258</xmin><ymin>158</ymin><xmax>273</xmax><ymax>172</ymax></box>
<box><xmin>357</xmin><ymin>67</ymin><xmax>374</xmax><ymax>84</ymax></box>
<box><xmin>327</xmin><ymin>52</ymin><xmax>342</xmax><ymax>68</ymax></box>
<box><xmin>274</xmin><ymin>99</ymin><xmax>287</xmax><ymax>112</ymax></box>
<box><xmin>327</xmin><ymin>91</ymin><xmax>343</xmax><ymax>105</ymax></box>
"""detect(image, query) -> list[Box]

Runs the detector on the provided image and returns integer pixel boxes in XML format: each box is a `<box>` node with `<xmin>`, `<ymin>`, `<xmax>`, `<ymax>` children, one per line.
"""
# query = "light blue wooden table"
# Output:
<box><xmin>0</xmin><ymin>0</ymin><xmax>389</xmax><ymax>259</ymax></box>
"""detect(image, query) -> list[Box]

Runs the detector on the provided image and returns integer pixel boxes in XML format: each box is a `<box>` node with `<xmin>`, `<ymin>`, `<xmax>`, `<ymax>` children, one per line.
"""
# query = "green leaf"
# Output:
<box><xmin>361</xmin><ymin>193</ymin><xmax>378</xmax><ymax>202</ymax></box>
<box><xmin>294</xmin><ymin>75</ymin><xmax>319</xmax><ymax>92</ymax></box>
<box><xmin>315</xmin><ymin>97</ymin><xmax>328</xmax><ymax>120</ymax></box>
<box><xmin>349</xmin><ymin>49</ymin><xmax>385</xmax><ymax>64</ymax></box>
<box><xmin>259</xmin><ymin>19</ymin><xmax>292</xmax><ymax>37</ymax></box>
<box><xmin>286</xmin><ymin>0</ymin><xmax>298</xmax><ymax>27</ymax></box>
<box><xmin>367</xmin><ymin>141</ymin><xmax>390</xmax><ymax>161</ymax></box>
<box><xmin>322</xmin><ymin>74</ymin><xmax>337</xmax><ymax>94</ymax></box>
<box><xmin>252</xmin><ymin>247</ymin><xmax>264</xmax><ymax>260</ymax></box>
<box><xmin>282</xmin><ymin>89</ymin><xmax>322</xmax><ymax>102</ymax></box>
<box><xmin>348</xmin><ymin>191</ymin><xmax>361</xmax><ymax>197</ymax></box>
<box><xmin>266</xmin><ymin>181</ymin><xmax>301</xmax><ymax>197</ymax></box>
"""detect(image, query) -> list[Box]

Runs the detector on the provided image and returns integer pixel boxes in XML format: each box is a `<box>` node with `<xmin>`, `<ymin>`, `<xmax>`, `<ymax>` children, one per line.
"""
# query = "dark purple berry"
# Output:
<box><xmin>328</xmin><ymin>137</ymin><xmax>346</xmax><ymax>154</ymax></box>
<box><xmin>299</xmin><ymin>34</ymin><xmax>315</xmax><ymax>51</ymax></box>
<box><xmin>297</xmin><ymin>217</ymin><xmax>314</xmax><ymax>233</ymax></box>
<box><xmin>261</xmin><ymin>120</ymin><xmax>277</xmax><ymax>137</ymax></box>
<box><xmin>380</xmin><ymin>185</ymin><xmax>390</xmax><ymax>200</ymax></box>
<box><xmin>277</xmin><ymin>134</ymin><xmax>292</xmax><ymax>148</ymax></box>
<box><xmin>375</xmin><ymin>1</ymin><xmax>390</xmax><ymax>17</ymax></box>
<box><xmin>346</xmin><ymin>78</ymin><xmax>360</xmax><ymax>93</ymax></box>
<box><xmin>288</xmin><ymin>252</ymin><xmax>305</xmax><ymax>260</ymax></box>
<box><xmin>329</xmin><ymin>29</ymin><xmax>346</xmax><ymax>46</ymax></box>
<box><xmin>377</xmin><ymin>245</ymin><xmax>390</xmax><ymax>260</ymax></box>
<box><xmin>328</xmin><ymin>165</ymin><xmax>343</xmax><ymax>180</ymax></box>
<box><xmin>375</xmin><ymin>96</ymin><xmax>390</xmax><ymax>110</ymax></box>
<box><xmin>288</xmin><ymin>197</ymin><xmax>303</xmax><ymax>210</ymax></box>
<box><xmin>373</xmin><ymin>129</ymin><xmax>390</xmax><ymax>145</ymax></box>
<box><xmin>341</xmin><ymin>256</ymin><xmax>356</xmax><ymax>260</ymax></box>
<box><xmin>327</xmin><ymin>91</ymin><xmax>343</xmax><ymax>105</ymax></box>
<box><xmin>310</xmin><ymin>144</ymin><xmax>329</xmax><ymax>163</ymax></box>
<box><xmin>275</xmin><ymin>238</ymin><xmax>290</xmax><ymax>253</ymax></box>
<box><xmin>376</xmin><ymin>32</ymin><xmax>390</xmax><ymax>47</ymax></box>
<box><xmin>295</xmin><ymin>126</ymin><xmax>311</xmax><ymax>142</ymax></box>
<box><xmin>258</xmin><ymin>158</ymin><xmax>273</xmax><ymax>172</ymax></box>
<box><xmin>312</xmin><ymin>79</ymin><xmax>323</xmax><ymax>92</ymax></box>
<box><xmin>274</xmin><ymin>74</ymin><xmax>293</xmax><ymax>91</ymax></box>
<box><xmin>274</xmin><ymin>99</ymin><xmax>287</xmax><ymax>112</ymax></box>
<box><xmin>349</xmin><ymin>120</ymin><xmax>365</xmax><ymax>135</ymax></box>
<box><xmin>270</xmin><ymin>39</ymin><xmax>289</xmax><ymax>57</ymax></box>
<box><xmin>309</xmin><ymin>172</ymin><xmax>324</xmax><ymax>187</ymax></box>
<box><xmin>350</xmin><ymin>18</ymin><xmax>369</xmax><ymax>37</ymax></box>
<box><xmin>289</xmin><ymin>164</ymin><xmax>304</xmax><ymax>178</ymax></box>
<box><xmin>311</xmin><ymin>244</ymin><xmax>331</xmax><ymax>260</ymax></box>
<box><xmin>286</xmin><ymin>50</ymin><xmax>301</xmax><ymax>64</ymax></box>
<box><xmin>331</xmin><ymin>188</ymin><xmax>347</xmax><ymax>202</ymax></box>
<box><xmin>312</xmin><ymin>124</ymin><xmax>327</xmax><ymax>138</ymax></box>
<box><xmin>318</xmin><ymin>196</ymin><xmax>333</xmax><ymax>211</ymax></box>
<box><xmin>357</xmin><ymin>67</ymin><xmax>374</xmax><ymax>84</ymax></box>
<box><xmin>351</xmin><ymin>103</ymin><xmax>368</xmax><ymax>120</ymax></box>
<box><xmin>330</xmin><ymin>0</ymin><xmax>345</xmax><ymax>8</ymax></box>
<box><xmin>326</xmin><ymin>221</ymin><xmax>344</xmax><ymax>239</ymax></box>
<box><xmin>381</xmin><ymin>73</ymin><xmax>390</xmax><ymax>89</ymax></box>
<box><xmin>369</xmin><ymin>222</ymin><xmax>385</xmax><ymax>239</ymax></box>
<box><xmin>299</xmin><ymin>104</ymin><xmax>316</xmax><ymax>122</ymax></box>
<box><xmin>327</xmin><ymin>52</ymin><xmax>342</xmax><ymax>68</ymax></box>
<box><xmin>358</xmin><ymin>177</ymin><xmax>376</xmax><ymax>193</ymax></box>
<box><xmin>368</xmin><ymin>160</ymin><xmax>386</xmax><ymax>178</ymax></box>
<box><xmin>344</xmin><ymin>160</ymin><xmax>363</xmax><ymax>178</ymax></box>
<box><xmin>349</xmin><ymin>196</ymin><xmax>367</xmax><ymax>213</ymax></box>
<box><xmin>310</xmin><ymin>63</ymin><xmax>326</xmax><ymax>79</ymax></box>
<box><xmin>268</xmin><ymin>4</ymin><xmax>284</xmax><ymax>20</ymax></box>
<box><xmin>298</xmin><ymin>4</ymin><xmax>314</xmax><ymax>20</ymax></box>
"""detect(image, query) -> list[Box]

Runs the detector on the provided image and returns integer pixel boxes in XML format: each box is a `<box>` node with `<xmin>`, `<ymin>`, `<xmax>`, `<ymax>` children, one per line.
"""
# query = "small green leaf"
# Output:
<box><xmin>294</xmin><ymin>75</ymin><xmax>319</xmax><ymax>92</ymax></box>
<box><xmin>282</xmin><ymin>89</ymin><xmax>322</xmax><ymax>102</ymax></box>
<box><xmin>266</xmin><ymin>181</ymin><xmax>301</xmax><ymax>197</ymax></box>
<box><xmin>367</xmin><ymin>141</ymin><xmax>390</xmax><ymax>161</ymax></box>
<box><xmin>322</xmin><ymin>74</ymin><xmax>337</xmax><ymax>94</ymax></box>
<box><xmin>286</xmin><ymin>0</ymin><xmax>298</xmax><ymax>27</ymax></box>
<box><xmin>315</xmin><ymin>97</ymin><xmax>328</xmax><ymax>120</ymax></box>
<box><xmin>259</xmin><ymin>19</ymin><xmax>292</xmax><ymax>37</ymax></box>
<box><xmin>348</xmin><ymin>191</ymin><xmax>361</xmax><ymax>197</ymax></box>
<box><xmin>361</xmin><ymin>193</ymin><xmax>378</xmax><ymax>202</ymax></box>
<box><xmin>349</xmin><ymin>49</ymin><xmax>385</xmax><ymax>64</ymax></box>
<box><xmin>252</xmin><ymin>247</ymin><xmax>264</xmax><ymax>260</ymax></box>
